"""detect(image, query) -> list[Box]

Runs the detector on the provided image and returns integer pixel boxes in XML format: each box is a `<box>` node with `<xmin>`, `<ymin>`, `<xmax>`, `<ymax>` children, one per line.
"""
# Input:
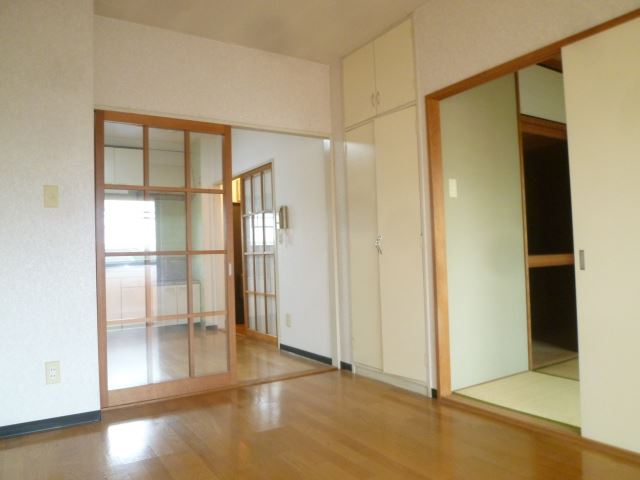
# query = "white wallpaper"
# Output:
<box><xmin>0</xmin><ymin>0</ymin><xmax>99</xmax><ymax>426</ymax></box>
<box><xmin>231</xmin><ymin>129</ymin><xmax>334</xmax><ymax>358</ymax></box>
<box><xmin>94</xmin><ymin>16</ymin><xmax>332</xmax><ymax>136</ymax></box>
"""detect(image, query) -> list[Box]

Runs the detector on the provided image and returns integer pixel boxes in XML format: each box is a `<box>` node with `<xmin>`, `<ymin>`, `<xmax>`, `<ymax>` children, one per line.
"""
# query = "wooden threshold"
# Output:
<box><xmin>102</xmin><ymin>366</ymin><xmax>336</xmax><ymax>411</ymax></box>
<box><xmin>528</xmin><ymin>253</ymin><xmax>574</xmax><ymax>268</ymax></box>
<box><xmin>241</xmin><ymin>328</ymin><xmax>278</xmax><ymax>345</ymax></box>
<box><xmin>439</xmin><ymin>394</ymin><xmax>640</xmax><ymax>465</ymax></box>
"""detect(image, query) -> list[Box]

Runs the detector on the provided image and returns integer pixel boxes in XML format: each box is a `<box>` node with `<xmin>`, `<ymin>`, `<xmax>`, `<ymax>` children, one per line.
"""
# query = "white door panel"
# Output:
<box><xmin>375</xmin><ymin>107</ymin><xmax>426</xmax><ymax>382</ymax></box>
<box><xmin>563</xmin><ymin>17</ymin><xmax>640</xmax><ymax>453</ymax></box>
<box><xmin>346</xmin><ymin>122</ymin><xmax>383</xmax><ymax>369</ymax></box>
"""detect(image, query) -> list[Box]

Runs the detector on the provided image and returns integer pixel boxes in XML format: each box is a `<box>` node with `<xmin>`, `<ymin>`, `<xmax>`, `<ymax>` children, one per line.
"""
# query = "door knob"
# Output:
<box><xmin>374</xmin><ymin>234</ymin><xmax>382</xmax><ymax>255</ymax></box>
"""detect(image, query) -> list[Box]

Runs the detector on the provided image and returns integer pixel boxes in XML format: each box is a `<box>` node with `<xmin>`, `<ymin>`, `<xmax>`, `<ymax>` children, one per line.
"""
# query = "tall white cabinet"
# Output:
<box><xmin>344</xmin><ymin>19</ymin><xmax>427</xmax><ymax>386</ymax></box>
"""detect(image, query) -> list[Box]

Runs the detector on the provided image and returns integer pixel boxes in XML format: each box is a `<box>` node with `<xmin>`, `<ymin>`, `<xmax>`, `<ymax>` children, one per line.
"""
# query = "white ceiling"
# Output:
<box><xmin>94</xmin><ymin>0</ymin><xmax>428</xmax><ymax>64</ymax></box>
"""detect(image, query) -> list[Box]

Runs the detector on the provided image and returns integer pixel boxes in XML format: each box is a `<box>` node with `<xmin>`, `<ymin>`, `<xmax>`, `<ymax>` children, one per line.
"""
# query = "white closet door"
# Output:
<box><xmin>375</xmin><ymin>106</ymin><xmax>426</xmax><ymax>381</ymax></box>
<box><xmin>373</xmin><ymin>19</ymin><xmax>416</xmax><ymax>115</ymax></box>
<box><xmin>563</xmin><ymin>17</ymin><xmax>640</xmax><ymax>453</ymax></box>
<box><xmin>346</xmin><ymin>122</ymin><xmax>382</xmax><ymax>369</ymax></box>
<box><xmin>342</xmin><ymin>43</ymin><xmax>376</xmax><ymax>128</ymax></box>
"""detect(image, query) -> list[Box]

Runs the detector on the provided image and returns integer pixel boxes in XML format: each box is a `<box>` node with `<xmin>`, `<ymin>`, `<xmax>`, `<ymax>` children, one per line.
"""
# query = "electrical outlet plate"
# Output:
<box><xmin>45</xmin><ymin>361</ymin><xmax>61</xmax><ymax>384</ymax></box>
<box><xmin>43</xmin><ymin>185</ymin><xmax>59</xmax><ymax>208</ymax></box>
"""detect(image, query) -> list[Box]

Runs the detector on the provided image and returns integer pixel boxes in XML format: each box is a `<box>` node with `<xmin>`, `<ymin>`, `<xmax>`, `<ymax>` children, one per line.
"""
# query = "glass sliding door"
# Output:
<box><xmin>95</xmin><ymin>111</ymin><xmax>235</xmax><ymax>407</ymax></box>
<box><xmin>241</xmin><ymin>165</ymin><xmax>278</xmax><ymax>339</ymax></box>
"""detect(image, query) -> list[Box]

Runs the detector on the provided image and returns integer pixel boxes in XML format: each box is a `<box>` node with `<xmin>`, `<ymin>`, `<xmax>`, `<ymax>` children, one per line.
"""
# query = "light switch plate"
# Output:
<box><xmin>43</xmin><ymin>185</ymin><xmax>59</xmax><ymax>208</ymax></box>
<box><xmin>45</xmin><ymin>360</ymin><xmax>61</xmax><ymax>384</ymax></box>
<box><xmin>448</xmin><ymin>178</ymin><xmax>458</xmax><ymax>198</ymax></box>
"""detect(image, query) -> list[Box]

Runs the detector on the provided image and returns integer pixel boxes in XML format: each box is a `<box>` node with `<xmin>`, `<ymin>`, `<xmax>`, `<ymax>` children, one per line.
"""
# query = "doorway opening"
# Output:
<box><xmin>429</xmin><ymin>53</ymin><xmax>582</xmax><ymax>429</ymax></box>
<box><xmin>235</xmin><ymin>164</ymin><xmax>278</xmax><ymax>343</ymax></box>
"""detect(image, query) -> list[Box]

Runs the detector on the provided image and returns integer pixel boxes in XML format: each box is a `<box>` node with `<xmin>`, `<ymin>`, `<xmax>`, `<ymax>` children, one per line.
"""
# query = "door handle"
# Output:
<box><xmin>374</xmin><ymin>235</ymin><xmax>382</xmax><ymax>255</ymax></box>
<box><xmin>578</xmin><ymin>250</ymin><xmax>586</xmax><ymax>270</ymax></box>
<box><xmin>370</xmin><ymin>93</ymin><xmax>376</xmax><ymax>107</ymax></box>
<box><xmin>376</xmin><ymin>91</ymin><xmax>381</xmax><ymax>106</ymax></box>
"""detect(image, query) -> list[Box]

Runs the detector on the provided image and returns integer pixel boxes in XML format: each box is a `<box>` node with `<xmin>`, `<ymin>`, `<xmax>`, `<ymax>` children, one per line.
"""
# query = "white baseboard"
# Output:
<box><xmin>353</xmin><ymin>363</ymin><xmax>432</xmax><ymax>397</ymax></box>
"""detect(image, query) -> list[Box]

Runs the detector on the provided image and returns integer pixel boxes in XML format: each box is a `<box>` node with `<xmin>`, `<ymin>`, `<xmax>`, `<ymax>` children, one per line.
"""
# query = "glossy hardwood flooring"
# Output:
<box><xmin>107</xmin><ymin>325</ymin><xmax>328</xmax><ymax>390</ymax></box>
<box><xmin>2</xmin><ymin>371</ymin><xmax>640</xmax><ymax>479</ymax></box>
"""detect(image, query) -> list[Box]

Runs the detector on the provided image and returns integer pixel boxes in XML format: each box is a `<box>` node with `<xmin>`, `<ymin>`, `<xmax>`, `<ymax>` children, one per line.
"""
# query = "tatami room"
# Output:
<box><xmin>2</xmin><ymin>1</ymin><xmax>640</xmax><ymax>479</ymax></box>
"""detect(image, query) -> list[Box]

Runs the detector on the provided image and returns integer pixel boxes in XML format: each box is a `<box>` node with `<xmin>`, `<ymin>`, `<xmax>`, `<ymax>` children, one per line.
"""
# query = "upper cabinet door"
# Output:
<box><xmin>563</xmin><ymin>17</ymin><xmax>640</xmax><ymax>454</ymax></box>
<box><xmin>343</xmin><ymin>43</ymin><xmax>377</xmax><ymax>128</ymax></box>
<box><xmin>374</xmin><ymin>19</ymin><xmax>416</xmax><ymax>115</ymax></box>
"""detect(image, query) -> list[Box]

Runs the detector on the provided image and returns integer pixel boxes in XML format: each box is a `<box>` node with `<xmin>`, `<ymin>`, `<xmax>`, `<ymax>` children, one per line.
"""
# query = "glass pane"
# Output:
<box><xmin>190</xmin><ymin>132</ymin><xmax>223</xmax><ymax>189</ymax></box>
<box><xmin>104</xmin><ymin>122</ymin><xmax>143</xmax><ymax>186</ymax></box>
<box><xmin>106</xmin><ymin>256</ymin><xmax>146</xmax><ymax>324</ymax></box>
<box><xmin>267</xmin><ymin>296</ymin><xmax>277</xmax><ymax>337</ymax></box>
<box><xmin>104</xmin><ymin>190</ymin><xmax>151</xmax><ymax>253</ymax></box>
<box><xmin>252</xmin><ymin>174</ymin><xmax>262</xmax><ymax>212</ymax></box>
<box><xmin>148</xmin><ymin>255</ymin><xmax>188</xmax><ymax>317</ymax></box>
<box><xmin>106</xmin><ymin>255</ymin><xmax>147</xmax><ymax>390</ymax></box>
<box><xmin>256</xmin><ymin>295</ymin><xmax>266</xmax><ymax>334</ymax></box>
<box><xmin>107</xmin><ymin>318</ymin><xmax>147</xmax><ymax>390</ymax></box>
<box><xmin>253</xmin><ymin>213</ymin><xmax>264</xmax><ymax>253</ymax></box>
<box><xmin>191</xmin><ymin>193</ymin><xmax>224</xmax><ymax>251</ymax></box>
<box><xmin>149</xmin><ymin>128</ymin><xmax>185</xmax><ymax>187</ymax></box>
<box><xmin>244</xmin><ymin>255</ymin><xmax>254</xmax><ymax>292</ymax></box>
<box><xmin>264</xmin><ymin>212</ymin><xmax>276</xmax><ymax>253</ymax></box>
<box><xmin>149</xmin><ymin>192</ymin><xmax>186</xmax><ymax>251</ymax></box>
<box><xmin>193</xmin><ymin>315</ymin><xmax>228</xmax><ymax>376</ymax></box>
<box><xmin>265</xmin><ymin>254</ymin><xmax>276</xmax><ymax>294</ymax></box>
<box><xmin>243</xmin><ymin>177</ymin><xmax>252</xmax><ymax>213</ymax></box>
<box><xmin>255</xmin><ymin>255</ymin><xmax>265</xmax><ymax>293</ymax></box>
<box><xmin>244</xmin><ymin>216</ymin><xmax>253</xmax><ymax>252</ymax></box>
<box><xmin>191</xmin><ymin>254</ymin><xmax>227</xmax><ymax>314</ymax></box>
<box><xmin>149</xmin><ymin>319</ymin><xmax>189</xmax><ymax>383</ymax></box>
<box><xmin>247</xmin><ymin>293</ymin><xmax>256</xmax><ymax>330</ymax></box>
<box><xmin>263</xmin><ymin>169</ymin><xmax>273</xmax><ymax>211</ymax></box>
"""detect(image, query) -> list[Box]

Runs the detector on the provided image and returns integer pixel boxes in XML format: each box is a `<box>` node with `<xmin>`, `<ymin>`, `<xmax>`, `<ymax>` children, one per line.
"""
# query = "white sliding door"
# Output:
<box><xmin>563</xmin><ymin>17</ymin><xmax>640</xmax><ymax>453</ymax></box>
<box><xmin>346</xmin><ymin>123</ymin><xmax>382</xmax><ymax>369</ymax></box>
<box><xmin>440</xmin><ymin>75</ymin><xmax>528</xmax><ymax>390</ymax></box>
<box><xmin>375</xmin><ymin>107</ymin><xmax>426</xmax><ymax>382</ymax></box>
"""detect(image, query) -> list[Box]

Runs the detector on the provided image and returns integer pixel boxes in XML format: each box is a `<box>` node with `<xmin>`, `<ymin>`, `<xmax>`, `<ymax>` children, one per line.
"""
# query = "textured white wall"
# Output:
<box><xmin>94</xmin><ymin>16</ymin><xmax>332</xmax><ymax>136</ymax></box>
<box><xmin>232</xmin><ymin>129</ymin><xmax>334</xmax><ymax>359</ymax></box>
<box><xmin>0</xmin><ymin>0</ymin><xmax>99</xmax><ymax>426</ymax></box>
<box><xmin>410</xmin><ymin>0</ymin><xmax>640</xmax><ymax>388</ymax></box>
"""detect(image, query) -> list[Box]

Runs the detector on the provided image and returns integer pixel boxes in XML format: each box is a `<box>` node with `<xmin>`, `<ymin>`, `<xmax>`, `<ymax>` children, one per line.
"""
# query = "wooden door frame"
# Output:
<box><xmin>236</xmin><ymin>163</ymin><xmax>278</xmax><ymax>345</ymax></box>
<box><xmin>426</xmin><ymin>7</ymin><xmax>639</xmax><ymax>400</ymax></box>
<box><xmin>95</xmin><ymin>110</ymin><xmax>236</xmax><ymax>408</ymax></box>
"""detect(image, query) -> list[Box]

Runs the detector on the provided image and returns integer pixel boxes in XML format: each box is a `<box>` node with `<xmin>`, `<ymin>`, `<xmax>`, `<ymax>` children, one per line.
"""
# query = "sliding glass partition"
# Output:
<box><xmin>241</xmin><ymin>165</ymin><xmax>278</xmax><ymax>338</ymax></box>
<box><xmin>96</xmin><ymin>111</ymin><xmax>234</xmax><ymax>407</ymax></box>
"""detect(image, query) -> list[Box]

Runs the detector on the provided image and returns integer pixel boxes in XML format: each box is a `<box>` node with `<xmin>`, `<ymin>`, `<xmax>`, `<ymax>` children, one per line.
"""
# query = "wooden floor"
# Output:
<box><xmin>2</xmin><ymin>371</ymin><xmax>640</xmax><ymax>479</ymax></box>
<box><xmin>107</xmin><ymin>325</ymin><xmax>326</xmax><ymax>390</ymax></box>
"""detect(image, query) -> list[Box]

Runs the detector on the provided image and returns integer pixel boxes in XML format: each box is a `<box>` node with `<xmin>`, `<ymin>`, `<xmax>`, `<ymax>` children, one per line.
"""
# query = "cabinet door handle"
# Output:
<box><xmin>579</xmin><ymin>250</ymin><xmax>586</xmax><ymax>270</ymax></box>
<box><xmin>370</xmin><ymin>93</ymin><xmax>376</xmax><ymax>107</ymax></box>
<box><xmin>374</xmin><ymin>234</ymin><xmax>383</xmax><ymax>255</ymax></box>
<box><xmin>376</xmin><ymin>91</ymin><xmax>381</xmax><ymax>105</ymax></box>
